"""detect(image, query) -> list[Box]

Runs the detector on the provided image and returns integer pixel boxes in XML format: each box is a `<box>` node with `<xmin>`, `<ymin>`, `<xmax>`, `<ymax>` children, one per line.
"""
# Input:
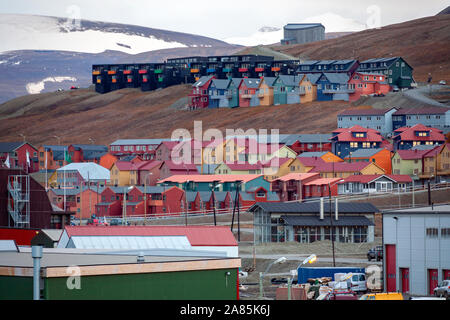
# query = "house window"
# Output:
<box><xmin>362</xmin><ymin>142</ymin><xmax>371</xmax><ymax>148</ymax></box>
<box><xmin>426</xmin><ymin>228</ymin><xmax>438</xmax><ymax>237</ymax></box>
<box><xmin>350</xmin><ymin>142</ymin><xmax>358</xmax><ymax>148</ymax></box>
<box><xmin>442</xmin><ymin>228</ymin><xmax>450</xmax><ymax>238</ymax></box>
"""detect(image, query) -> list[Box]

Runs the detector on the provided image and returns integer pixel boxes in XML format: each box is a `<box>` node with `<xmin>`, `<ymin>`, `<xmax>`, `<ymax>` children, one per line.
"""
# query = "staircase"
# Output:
<box><xmin>7</xmin><ymin>175</ymin><xmax>30</xmax><ymax>228</ymax></box>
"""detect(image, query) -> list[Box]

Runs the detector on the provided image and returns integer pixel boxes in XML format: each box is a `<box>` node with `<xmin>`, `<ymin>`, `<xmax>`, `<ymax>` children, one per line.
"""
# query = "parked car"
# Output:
<box><xmin>439</xmin><ymin>80</ymin><xmax>447</xmax><ymax>85</ymax></box>
<box><xmin>326</xmin><ymin>291</ymin><xmax>358</xmax><ymax>300</ymax></box>
<box><xmin>392</xmin><ymin>85</ymin><xmax>400</xmax><ymax>92</ymax></box>
<box><xmin>367</xmin><ymin>246</ymin><xmax>383</xmax><ymax>261</ymax></box>
<box><xmin>346</xmin><ymin>273</ymin><xmax>367</xmax><ymax>293</ymax></box>
<box><xmin>433</xmin><ymin>280</ymin><xmax>450</xmax><ymax>298</ymax></box>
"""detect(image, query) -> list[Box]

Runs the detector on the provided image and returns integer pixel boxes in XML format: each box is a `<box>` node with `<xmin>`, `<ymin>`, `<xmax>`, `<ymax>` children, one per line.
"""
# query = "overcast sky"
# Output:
<box><xmin>1</xmin><ymin>0</ymin><xmax>448</xmax><ymax>39</ymax></box>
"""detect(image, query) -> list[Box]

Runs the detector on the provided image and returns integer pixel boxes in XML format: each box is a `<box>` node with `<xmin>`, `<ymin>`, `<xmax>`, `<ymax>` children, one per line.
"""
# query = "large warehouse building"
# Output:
<box><xmin>383</xmin><ymin>205</ymin><xmax>450</xmax><ymax>297</ymax></box>
<box><xmin>281</xmin><ymin>23</ymin><xmax>325</xmax><ymax>45</ymax></box>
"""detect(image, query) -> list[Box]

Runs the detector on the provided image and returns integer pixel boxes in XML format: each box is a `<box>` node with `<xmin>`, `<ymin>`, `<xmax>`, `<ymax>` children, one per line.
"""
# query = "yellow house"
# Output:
<box><xmin>215</xmin><ymin>162</ymin><xmax>263</xmax><ymax>175</ymax></box>
<box><xmin>438</xmin><ymin>143</ymin><xmax>450</xmax><ymax>177</ymax></box>
<box><xmin>298</xmin><ymin>74</ymin><xmax>318</xmax><ymax>103</ymax></box>
<box><xmin>263</xmin><ymin>157</ymin><xmax>304</xmax><ymax>181</ymax></box>
<box><xmin>257</xmin><ymin>77</ymin><xmax>277</xmax><ymax>106</ymax></box>
<box><xmin>311</xmin><ymin>161</ymin><xmax>385</xmax><ymax>178</ymax></box>
<box><xmin>110</xmin><ymin>161</ymin><xmax>141</xmax><ymax>186</ymax></box>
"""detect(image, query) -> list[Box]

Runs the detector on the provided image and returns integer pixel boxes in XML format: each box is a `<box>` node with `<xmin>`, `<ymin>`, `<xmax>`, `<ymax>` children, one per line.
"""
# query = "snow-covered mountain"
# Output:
<box><xmin>0</xmin><ymin>14</ymin><xmax>239</xmax><ymax>103</ymax></box>
<box><xmin>224</xmin><ymin>12</ymin><xmax>366</xmax><ymax>46</ymax></box>
<box><xmin>0</xmin><ymin>14</ymin><xmax>232</xmax><ymax>54</ymax></box>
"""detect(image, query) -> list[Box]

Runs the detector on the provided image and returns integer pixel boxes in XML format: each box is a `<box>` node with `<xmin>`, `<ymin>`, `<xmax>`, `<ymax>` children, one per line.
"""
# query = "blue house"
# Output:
<box><xmin>208</xmin><ymin>79</ymin><xmax>232</xmax><ymax>108</ymax></box>
<box><xmin>316</xmin><ymin>73</ymin><xmax>351</xmax><ymax>101</ymax></box>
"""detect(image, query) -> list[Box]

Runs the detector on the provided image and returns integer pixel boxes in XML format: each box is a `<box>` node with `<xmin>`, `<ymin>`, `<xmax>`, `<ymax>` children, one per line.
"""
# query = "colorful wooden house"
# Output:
<box><xmin>215</xmin><ymin>162</ymin><xmax>263</xmax><ymax>175</ymax></box>
<box><xmin>316</xmin><ymin>73</ymin><xmax>351</xmax><ymax>101</ymax></box>
<box><xmin>208</xmin><ymin>79</ymin><xmax>232</xmax><ymax>108</ymax></box>
<box><xmin>357</xmin><ymin>57</ymin><xmax>414</xmax><ymax>89</ymax></box>
<box><xmin>110</xmin><ymin>160</ymin><xmax>145</xmax><ymax>186</ymax></box>
<box><xmin>262</xmin><ymin>157</ymin><xmax>300</xmax><ymax>181</ymax></box>
<box><xmin>238</xmin><ymin>78</ymin><xmax>261</xmax><ymax>107</ymax></box>
<box><xmin>348</xmin><ymin>72</ymin><xmax>390</xmax><ymax>102</ymax></box>
<box><xmin>337</xmin><ymin>107</ymin><xmax>397</xmax><ymax>135</ymax></box>
<box><xmin>392</xmin><ymin>124</ymin><xmax>445</xmax><ymax>150</ymax></box>
<box><xmin>0</xmin><ymin>142</ymin><xmax>39</xmax><ymax>173</ymax></box>
<box><xmin>298</xmin><ymin>151</ymin><xmax>344</xmax><ymax>163</ymax></box>
<box><xmin>189</xmin><ymin>76</ymin><xmax>215</xmax><ymax>109</ymax></box>
<box><xmin>273</xmin><ymin>75</ymin><xmax>300</xmax><ymax>105</ymax></box>
<box><xmin>257</xmin><ymin>77</ymin><xmax>277</xmax><ymax>106</ymax></box>
<box><xmin>298</xmin><ymin>74</ymin><xmax>318</xmax><ymax>103</ymax></box>
<box><xmin>297</xmin><ymin>60</ymin><xmax>359</xmax><ymax>76</ymax></box>
<box><xmin>437</xmin><ymin>143</ymin><xmax>450</xmax><ymax>179</ymax></box>
<box><xmin>330</xmin><ymin>125</ymin><xmax>383</xmax><ymax>159</ymax></box>
<box><xmin>309</xmin><ymin>161</ymin><xmax>385</xmax><ymax>178</ymax></box>
<box><xmin>303</xmin><ymin>177</ymin><xmax>341</xmax><ymax>198</ymax></box>
<box><xmin>286</xmin><ymin>134</ymin><xmax>333</xmax><ymax>154</ymax></box>
<box><xmin>392</xmin><ymin>106</ymin><xmax>450</xmax><ymax>131</ymax></box>
<box><xmin>158</xmin><ymin>160</ymin><xmax>199</xmax><ymax>180</ymax></box>
<box><xmin>109</xmin><ymin>138</ymin><xmax>171</xmax><ymax>160</ymax></box>
<box><xmin>338</xmin><ymin>174</ymin><xmax>412</xmax><ymax>194</ymax></box>
<box><xmin>344</xmin><ymin>148</ymin><xmax>393</xmax><ymax>174</ymax></box>
<box><xmin>391</xmin><ymin>149</ymin><xmax>429</xmax><ymax>176</ymax></box>
<box><xmin>271</xmin><ymin>172</ymin><xmax>320</xmax><ymax>201</ymax></box>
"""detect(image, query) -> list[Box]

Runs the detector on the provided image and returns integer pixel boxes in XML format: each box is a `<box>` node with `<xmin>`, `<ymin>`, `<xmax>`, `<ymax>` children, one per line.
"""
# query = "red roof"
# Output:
<box><xmin>159</xmin><ymin>174</ymin><xmax>262</xmax><ymax>184</ymax></box>
<box><xmin>310</xmin><ymin>161</ymin><xmax>371</xmax><ymax>173</ymax></box>
<box><xmin>63</xmin><ymin>225</ymin><xmax>237</xmax><ymax>246</ymax></box>
<box><xmin>303</xmin><ymin>178</ymin><xmax>342</xmax><ymax>186</ymax></box>
<box><xmin>341</xmin><ymin>174</ymin><xmax>412</xmax><ymax>183</ymax></box>
<box><xmin>260</xmin><ymin>157</ymin><xmax>293</xmax><ymax>167</ymax></box>
<box><xmin>115</xmin><ymin>161</ymin><xmax>144</xmax><ymax>171</ymax></box>
<box><xmin>297</xmin><ymin>157</ymin><xmax>327</xmax><ymax>167</ymax></box>
<box><xmin>225</xmin><ymin>162</ymin><xmax>262</xmax><ymax>170</ymax></box>
<box><xmin>331</xmin><ymin>125</ymin><xmax>382</xmax><ymax>142</ymax></box>
<box><xmin>393</xmin><ymin>124</ymin><xmax>445</xmax><ymax>142</ymax></box>
<box><xmin>161</xmin><ymin>160</ymin><xmax>199</xmax><ymax>171</ymax></box>
<box><xmin>396</xmin><ymin>149</ymin><xmax>429</xmax><ymax>160</ymax></box>
<box><xmin>138</xmin><ymin>160</ymin><xmax>162</xmax><ymax>170</ymax></box>
<box><xmin>274</xmin><ymin>172</ymin><xmax>320</xmax><ymax>182</ymax></box>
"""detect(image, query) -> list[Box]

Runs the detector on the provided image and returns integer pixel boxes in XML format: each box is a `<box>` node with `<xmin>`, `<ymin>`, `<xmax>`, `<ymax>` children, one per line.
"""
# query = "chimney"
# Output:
<box><xmin>320</xmin><ymin>197</ymin><xmax>324</xmax><ymax>220</ymax></box>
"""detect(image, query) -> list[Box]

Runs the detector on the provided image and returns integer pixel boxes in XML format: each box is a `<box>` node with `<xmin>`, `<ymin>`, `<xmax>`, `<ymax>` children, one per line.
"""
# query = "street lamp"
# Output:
<box><xmin>328</xmin><ymin>180</ymin><xmax>343</xmax><ymax>267</ymax></box>
<box><xmin>288</xmin><ymin>254</ymin><xmax>317</xmax><ymax>300</ymax></box>
<box><xmin>259</xmin><ymin>257</ymin><xmax>287</xmax><ymax>299</ymax></box>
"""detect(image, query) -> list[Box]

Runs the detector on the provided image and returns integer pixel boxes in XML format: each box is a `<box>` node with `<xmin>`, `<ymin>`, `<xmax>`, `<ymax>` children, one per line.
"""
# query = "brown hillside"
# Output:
<box><xmin>0</xmin><ymin>85</ymin><xmax>348</xmax><ymax>146</ymax></box>
<box><xmin>247</xmin><ymin>15</ymin><xmax>450</xmax><ymax>83</ymax></box>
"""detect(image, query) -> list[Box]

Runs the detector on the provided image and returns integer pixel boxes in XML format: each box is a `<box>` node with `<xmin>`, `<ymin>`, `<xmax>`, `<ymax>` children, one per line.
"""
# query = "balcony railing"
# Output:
<box><xmin>241</xmin><ymin>94</ymin><xmax>253</xmax><ymax>99</ymax></box>
<box><xmin>190</xmin><ymin>68</ymin><xmax>200</xmax><ymax>73</ymax></box>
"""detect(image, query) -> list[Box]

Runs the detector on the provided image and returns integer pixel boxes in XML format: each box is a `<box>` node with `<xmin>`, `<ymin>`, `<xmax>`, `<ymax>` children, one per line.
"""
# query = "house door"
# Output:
<box><xmin>385</xmin><ymin>244</ymin><xmax>397</xmax><ymax>292</ymax></box>
<box><xmin>400</xmin><ymin>268</ymin><xmax>409</xmax><ymax>293</ymax></box>
<box><xmin>428</xmin><ymin>269</ymin><xmax>439</xmax><ymax>295</ymax></box>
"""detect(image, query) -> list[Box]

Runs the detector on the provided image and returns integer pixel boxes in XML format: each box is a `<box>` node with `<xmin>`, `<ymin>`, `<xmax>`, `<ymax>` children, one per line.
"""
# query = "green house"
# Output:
<box><xmin>358</xmin><ymin>57</ymin><xmax>414</xmax><ymax>88</ymax></box>
<box><xmin>273</xmin><ymin>75</ymin><xmax>300</xmax><ymax>105</ymax></box>
<box><xmin>391</xmin><ymin>149</ymin><xmax>428</xmax><ymax>175</ymax></box>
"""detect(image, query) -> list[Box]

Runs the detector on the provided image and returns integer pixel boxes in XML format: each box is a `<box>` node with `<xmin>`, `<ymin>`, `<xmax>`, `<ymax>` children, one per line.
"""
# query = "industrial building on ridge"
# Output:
<box><xmin>281</xmin><ymin>23</ymin><xmax>325</xmax><ymax>45</ymax></box>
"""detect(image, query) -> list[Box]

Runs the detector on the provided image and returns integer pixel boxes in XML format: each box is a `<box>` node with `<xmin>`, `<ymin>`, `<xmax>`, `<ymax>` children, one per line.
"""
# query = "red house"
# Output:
<box><xmin>303</xmin><ymin>178</ymin><xmax>341</xmax><ymax>198</ymax></box>
<box><xmin>348</xmin><ymin>72</ymin><xmax>390</xmax><ymax>102</ymax></box>
<box><xmin>238</xmin><ymin>78</ymin><xmax>261</xmax><ymax>107</ymax></box>
<box><xmin>188</xmin><ymin>76</ymin><xmax>215</xmax><ymax>109</ymax></box>
<box><xmin>287</xmin><ymin>134</ymin><xmax>333</xmax><ymax>154</ymax></box>
<box><xmin>271</xmin><ymin>173</ymin><xmax>321</xmax><ymax>202</ymax></box>
<box><xmin>158</xmin><ymin>160</ymin><xmax>199</xmax><ymax>180</ymax></box>
<box><xmin>0</xmin><ymin>142</ymin><xmax>39</xmax><ymax>173</ymax></box>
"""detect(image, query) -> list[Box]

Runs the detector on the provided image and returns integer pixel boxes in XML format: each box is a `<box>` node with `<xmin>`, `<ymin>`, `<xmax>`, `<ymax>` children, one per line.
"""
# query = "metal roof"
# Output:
<box><xmin>211</xmin><ymin>79</ymin><xmax>231</xmax><ymax>90</ymax></box>
<box><xmin>110</xmin><ymin>139</ymin><xmax>173</xmax><ymax>146</ymax></box>
<box><xmin>281</xmin><ymin>215</ymin><xmax>374</xmax><ymax>227</ymax></box>
<box><xmin>248</xmin><ymin>201</ymin><xmax>379</xmax><ymax>213</ymax></box>
<box><xmin>284</xmin><ymin>23</ymin><xmax>324</xmax><ymax>30</ymax></box>
<box><xmin>0</xmin><ymin>142</ymin><xmax>24</xmax><ymax>153</ymax></box>
<box><xmin>321</xmin><ymin>72</ymin><xmax>350</xmax><ymax>84</ymax></box>
<box><xmin>347</xmin><ymin>148</ymin><xmax>384</xmax><ymax>158</ymax></box>
<box><xmin>57</xmin><ymin>162</ymin><xmax>110</xmax><ymax>181</ymax></box>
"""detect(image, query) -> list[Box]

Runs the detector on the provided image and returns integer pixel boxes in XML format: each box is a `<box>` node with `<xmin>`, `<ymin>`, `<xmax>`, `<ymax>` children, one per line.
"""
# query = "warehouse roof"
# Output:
<box><xmin>281</xmin><ymin>215</ymin><xmax>374</xmax><ymax>227</ymax></box>
<box><xmin>248</xmin><ymin>201</ymin><xmax>379</xmax><ymax>213</ymax></box>
<box><xmin>284</xmin><ymin>23</ymin><xmax>324</xmax><ymax>30</ymax></box>
<box><xmin>60</xmin><ymin>226</ymin><xmax>238</xmax><ymax>248</ymax></box>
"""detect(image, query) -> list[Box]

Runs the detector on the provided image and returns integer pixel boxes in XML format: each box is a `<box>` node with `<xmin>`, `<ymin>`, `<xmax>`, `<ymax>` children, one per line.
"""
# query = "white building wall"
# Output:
<box><xmin>383</xmin><ymin>213</ymin><xmax>450</xmax><ymax>296</ymax></box>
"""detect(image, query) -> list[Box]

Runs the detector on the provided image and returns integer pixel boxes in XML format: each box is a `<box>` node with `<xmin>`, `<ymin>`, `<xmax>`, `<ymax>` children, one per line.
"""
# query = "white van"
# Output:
<box><xmin>347</xmin><ymin>273</ymin><xmax>367</xmax><ymax>293</ymax></box>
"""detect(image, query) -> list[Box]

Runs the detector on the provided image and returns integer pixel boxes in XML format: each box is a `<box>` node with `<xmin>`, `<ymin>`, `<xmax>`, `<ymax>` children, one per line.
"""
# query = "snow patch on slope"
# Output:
<box><xmin>26</xmin><ymin>76</ymin><xmax>77</xmax><ymax>94</ymax></box>
<box><xmin>0</xmin><ymin>14</ymin><xmax>188</xmax><ymax>54</ymax></box>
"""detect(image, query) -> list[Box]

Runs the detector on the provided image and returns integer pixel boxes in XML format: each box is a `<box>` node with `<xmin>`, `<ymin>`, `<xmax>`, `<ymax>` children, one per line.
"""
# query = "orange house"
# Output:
<box><xmin>99</xmin><ymin>153</ymin><xmax>118</xmax><ymax>170</ymax></box>
<box><xmin>298</xmin><ymin>74</ymin><xmax>318</xmax><ymax>103</ymax></box>
<box><xmin>344</xmin><ymin>148</ymin><xmax>392</xmax><ymax>174</ymax></box>
<box><xmin>257</xmin><ymin>77</ymin><xmax>277</xmax><ymax>106</ymax></box>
